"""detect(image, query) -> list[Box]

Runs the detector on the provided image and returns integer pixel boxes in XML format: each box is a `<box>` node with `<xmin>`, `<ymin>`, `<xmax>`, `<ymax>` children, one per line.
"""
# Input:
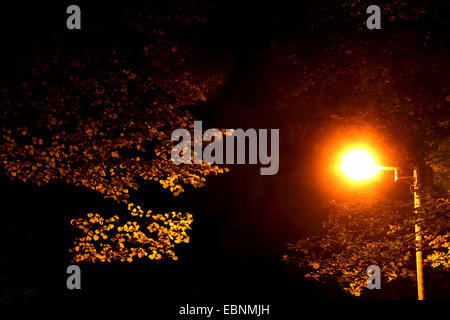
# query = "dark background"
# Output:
<box><xmin>0</xmin><ymin>0</ymin><xmax>448</xmax><ymax>314</ymax></box>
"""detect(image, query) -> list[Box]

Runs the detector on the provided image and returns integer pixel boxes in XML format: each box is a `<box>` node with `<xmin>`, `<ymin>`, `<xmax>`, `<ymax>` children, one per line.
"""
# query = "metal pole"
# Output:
<box><xmin>413</xmin><ymin>168</ymin><xmax>425</xmax><ymax>300</ymax></box>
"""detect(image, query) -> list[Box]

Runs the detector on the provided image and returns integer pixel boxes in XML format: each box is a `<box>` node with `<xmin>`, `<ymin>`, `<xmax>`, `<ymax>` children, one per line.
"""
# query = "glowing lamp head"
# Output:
<box><xmin>340</xmin><ymin>149</ymin><xmax>380</xmax><ymax>181</ymax></box>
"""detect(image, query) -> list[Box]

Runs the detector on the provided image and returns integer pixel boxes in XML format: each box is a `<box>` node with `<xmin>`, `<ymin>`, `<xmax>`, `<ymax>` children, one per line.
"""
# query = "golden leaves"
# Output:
<box><xmin>0</xmin><ymin>38</ymin><xmax>226</xmax><ymax>204</ymax></box>
<box><xmin>0</xmin><ymin>21</ymin><xmax>227</xmax><ymax>266</ymax></box>
<box><xmin>70</xmin><ymin>204</ymin><xmax>192</xmax><ymax>263</ymax></box>
<box><xmin>425</xmin><ymin>232</ymin><xmax>450</xmax><ymax>269</ymax></box>
<box><xmin>311</xmin><ymin>262</ymin><xmax>320</xmax><ymax>270</ymax></box>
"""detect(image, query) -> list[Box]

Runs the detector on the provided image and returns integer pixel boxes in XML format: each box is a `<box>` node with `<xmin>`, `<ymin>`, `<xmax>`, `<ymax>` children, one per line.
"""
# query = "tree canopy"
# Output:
<box><xmin>279</xmin><ymin>2</ymin><xmax>449</xmax><ymax>296</ymax></box>
<box><xmin>0</xmin><ymin>1</ymin><xmax>225</xmax><ymax>262</ymax></box>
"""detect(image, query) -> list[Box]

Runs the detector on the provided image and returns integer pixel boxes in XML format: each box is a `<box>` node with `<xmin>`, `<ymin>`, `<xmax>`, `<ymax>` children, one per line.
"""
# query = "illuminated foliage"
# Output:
<box><xmin>278</xmin><ymin>11</ymin><xmax>449</xmax><ymax>293</ymax></box>
<box><xmin>308</xmin><ymin>0</ymin><xmax>433</xmax><ymax>30</ymax></box>
<box><xmin>0</xmin><ymin>44</ymin><xmax>223</xmax><ymax>201</ymax></box>
<box><xmin>284</xmin><ymin>193</ymin><xmax>449</xmax><ymax>296</ymax></box>
<box><xmin>70</xmin><ymin>204</ymin><xmax>193</xmax><ymax>263</ymax></box>
<box><xmin>0</xmin><ymin>1</ymin><xmax>225</xmax><ymax>262</ymax></box>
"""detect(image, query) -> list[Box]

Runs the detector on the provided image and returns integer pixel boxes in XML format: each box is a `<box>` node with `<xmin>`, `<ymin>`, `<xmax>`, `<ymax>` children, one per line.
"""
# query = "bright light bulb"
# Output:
<box><xmin>340</xmin><ymin>149</ymin><xmax>380</xmax><ymax>181</ymax></box>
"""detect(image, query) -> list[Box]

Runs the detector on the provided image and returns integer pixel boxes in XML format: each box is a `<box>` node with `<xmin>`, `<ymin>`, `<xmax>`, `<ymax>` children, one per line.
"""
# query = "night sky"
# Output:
<box><xmin>1</xmin><ymin>0</ymin><xmax>449</xmax><ymax>315</ymax></box>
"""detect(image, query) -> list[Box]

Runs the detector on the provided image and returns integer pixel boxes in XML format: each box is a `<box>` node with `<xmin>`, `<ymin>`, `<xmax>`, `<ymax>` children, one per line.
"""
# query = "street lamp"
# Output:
<box><xmin>340</xmin><ymin>149</ymin><xmax>425</xmax><ymax>300</ymax></box>
<box><xmin>340</xmin><ymin>149</ymin><xmax>381</xmax><ymax>181</ymax></box>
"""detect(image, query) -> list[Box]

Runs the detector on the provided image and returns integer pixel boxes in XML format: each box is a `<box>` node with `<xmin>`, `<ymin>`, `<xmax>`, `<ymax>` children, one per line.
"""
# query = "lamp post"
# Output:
<box><xmin>413</xmin><ymin>168</ymin><xmax>425</xmax><ymax>301</ymax></box>
<box><xmin>379</xmin><ymin>166</ymin><xmax>425</xmax><ymax>300</ymax></box>
<box><xmin>340</xmin><ymin>149</ymin><xmax>425</xmax><ymax>300</ymax></box>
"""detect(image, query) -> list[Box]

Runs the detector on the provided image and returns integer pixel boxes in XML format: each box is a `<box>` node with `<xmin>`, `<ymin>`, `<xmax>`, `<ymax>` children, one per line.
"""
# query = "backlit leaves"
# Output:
<box><xmin>0</xmin><ymin>1</ymin><xmax>225</xmax><ymax>262</ymax></box>
<box><xmin>70</xmin><ymin>204</ymin><xmax>192</xmax><ymax>263</ymax></box>
<box><xmin>284</xmin><ymin>192</ymin><xmax>450</xmax><ymax>296</ymax></box>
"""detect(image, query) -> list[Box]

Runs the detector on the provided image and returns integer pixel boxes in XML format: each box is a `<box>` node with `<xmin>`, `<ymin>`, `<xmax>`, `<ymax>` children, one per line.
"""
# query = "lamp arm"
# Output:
<box><xmin>378</xmin><ymin>166</ymin><xmax>399</xmax><ymax>181</ymax></box>
<box><xmin>378</xmin><ymin>166</ymin><xmax>413</xmax><ymax>183</ymax></box>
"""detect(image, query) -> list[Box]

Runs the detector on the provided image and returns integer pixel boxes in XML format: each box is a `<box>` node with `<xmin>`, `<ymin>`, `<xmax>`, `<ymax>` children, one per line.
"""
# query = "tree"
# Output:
<box><xmin>307</xmin><ymin>0</ymin><xmax>435</xmax><ymax>30</ymax></box>
<box><xmin>279</xmin><ymin>4</ymin><xmax>449</xmax><ymax>295</ymax></box>
<box><xmin>0</xmin><ymin>1</ymin><xmax>225</xmax><ymax>262</ymax></box>
<box><xmin>283</xmin><ymin>192</ymin><xmax>449</xmax><ymax>296</ymax></box>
